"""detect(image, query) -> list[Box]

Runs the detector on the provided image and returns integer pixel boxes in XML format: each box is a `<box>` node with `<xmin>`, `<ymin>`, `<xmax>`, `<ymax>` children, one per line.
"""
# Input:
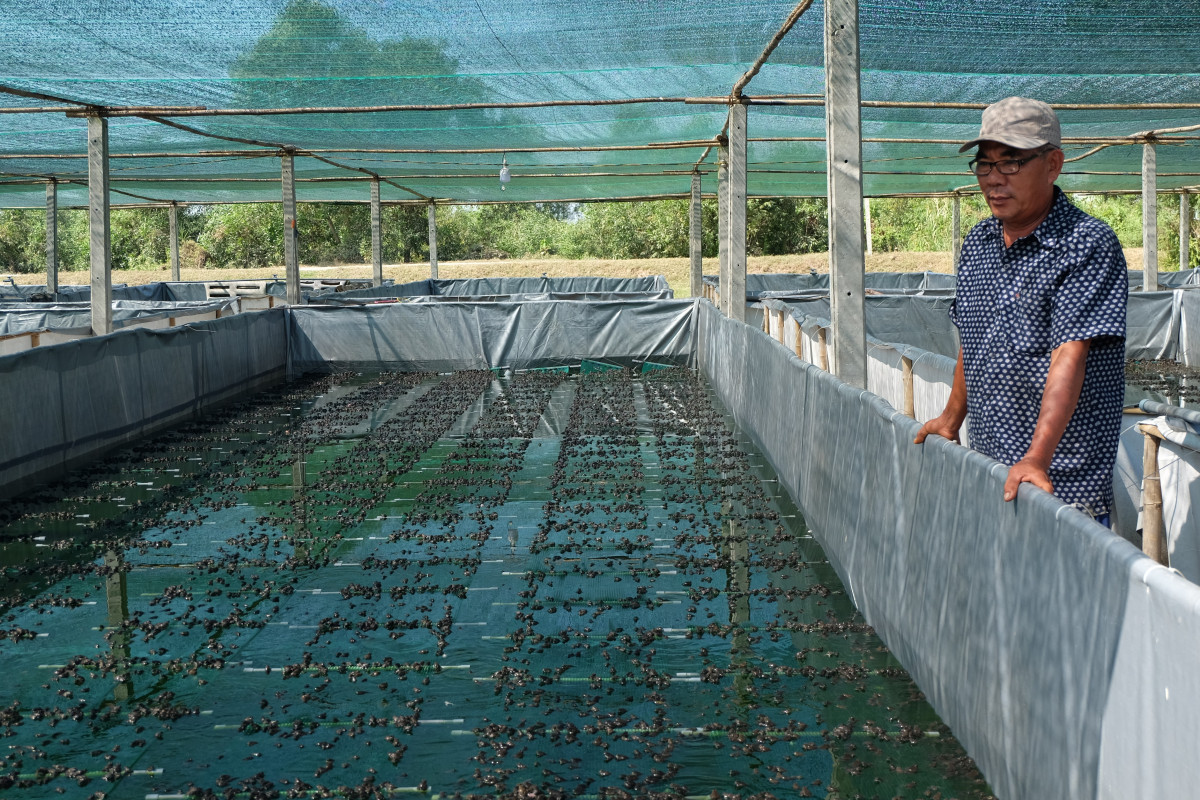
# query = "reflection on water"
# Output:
<box><xmin>1126</xmin><ymin>358</ymin><xmax>1200</xmax><ymax>409</ymax></box>
<box><xmin>0</xmin><ymin>369</ymin><xmax>993</xmax><ymax>799</ymax></box>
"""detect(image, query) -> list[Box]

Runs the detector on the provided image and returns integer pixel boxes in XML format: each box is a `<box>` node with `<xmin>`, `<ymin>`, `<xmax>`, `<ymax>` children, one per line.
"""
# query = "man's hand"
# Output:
<box><xmin>914</xmin><ymin>347</ymin><xmax>968</xmax><ymax>446</ymax></box>
<box><xmin>913</xmin><ymin>415</ymin><xmax>961</xmax><ymax>445</ymax></box>
<box><xmin>1004</xmin><ymin>457</ymin><xmax>1054</xmax><ymax>501</ymax></box>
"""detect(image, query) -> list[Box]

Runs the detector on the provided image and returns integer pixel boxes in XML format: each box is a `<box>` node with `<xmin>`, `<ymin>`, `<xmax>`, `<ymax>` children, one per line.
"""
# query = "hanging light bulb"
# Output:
<box><xmin>499</xmin><ymin>155</ymin><xmax>511</xmax><ymax>190</ymax></box>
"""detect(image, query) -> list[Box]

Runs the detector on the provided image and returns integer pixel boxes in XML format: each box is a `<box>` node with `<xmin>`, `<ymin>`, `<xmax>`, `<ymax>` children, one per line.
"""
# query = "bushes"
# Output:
<box><xmin>3</xmin><ymin>192</ymin><xmax>1196</xmax><ymax>273</ymax></box>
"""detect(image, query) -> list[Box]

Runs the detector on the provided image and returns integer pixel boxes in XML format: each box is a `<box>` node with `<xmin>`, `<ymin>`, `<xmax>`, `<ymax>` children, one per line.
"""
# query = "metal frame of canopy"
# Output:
<box><xmin>0</xmin><ymin>1</ymin><xmax>1187</xmax><ymax>374</ymax></box>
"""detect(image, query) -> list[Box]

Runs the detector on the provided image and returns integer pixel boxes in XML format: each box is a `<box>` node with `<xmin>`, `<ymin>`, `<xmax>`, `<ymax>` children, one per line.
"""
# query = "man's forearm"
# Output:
<box><xmin>943</xmin><ymin>346</ymin><xmax>969</xmax><ymax>428</ymax></box>
<box><xmin>1024</xmin><ymin>339</ymin><xmax>1091</xmax><ymax>467</ymax></box>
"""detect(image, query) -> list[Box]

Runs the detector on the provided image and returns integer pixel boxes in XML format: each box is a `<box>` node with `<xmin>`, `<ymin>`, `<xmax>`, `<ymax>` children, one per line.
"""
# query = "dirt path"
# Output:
<box><xmin>8</xmin><ymin>248</ymin><xmax>1146</xmax><ymax>298</ymax></box>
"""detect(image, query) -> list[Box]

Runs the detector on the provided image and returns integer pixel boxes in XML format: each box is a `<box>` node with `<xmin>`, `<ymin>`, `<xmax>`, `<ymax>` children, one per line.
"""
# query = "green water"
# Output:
<box><xmin>0</xmin><ymin>368</ymin><xmax>993</xmax><ymax>800</ymax></box>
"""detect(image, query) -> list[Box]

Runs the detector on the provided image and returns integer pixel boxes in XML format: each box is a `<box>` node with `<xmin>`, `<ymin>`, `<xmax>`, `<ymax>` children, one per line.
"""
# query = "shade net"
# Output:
<box><xmin>0</xmin><ymin>1</ymin><xmax>1198</xmax><ymax>206</ymax></box>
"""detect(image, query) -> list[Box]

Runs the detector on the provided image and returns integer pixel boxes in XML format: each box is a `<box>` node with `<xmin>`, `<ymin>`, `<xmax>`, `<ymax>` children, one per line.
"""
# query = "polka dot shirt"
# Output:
<box><xmin>950</xmin><ymin>187</ymin><xmax>1128</xmax><ymax>517</ymax></box>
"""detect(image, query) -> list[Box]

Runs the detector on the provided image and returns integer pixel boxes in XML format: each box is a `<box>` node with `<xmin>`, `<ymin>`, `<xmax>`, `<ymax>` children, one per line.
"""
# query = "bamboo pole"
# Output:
<box><xmin>1138</xmin><ymin>424</ymin><xmax>1169</xmax><ymax>566</ymax></box>
<box><xmin>731</xmin><ymin>1</ymin><xmax>816</xmax><ymax>99</ymax></box>
<box><xmin>901</xmin><ymin>356</ymin><xmax>915</xmax><ymax>418</ymax></box>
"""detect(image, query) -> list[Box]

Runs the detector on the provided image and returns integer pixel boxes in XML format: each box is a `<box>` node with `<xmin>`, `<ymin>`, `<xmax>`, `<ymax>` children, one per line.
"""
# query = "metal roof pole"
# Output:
<box><xmin>689</xmin><ymin>171</ymin><xmax>702</xmax><ymax>299</ymax></box>
<box><xmin>1143</xmin><ymin>143</ymin><xmax>1158</xmax><ymax>291</ymax></box>
<box><xmin>1181</xmin><ymin>191</ymin><xmax>1190</xmax><ymax>271</ymax></box>
<box><xmin>87</xmin><ymin>114</ymin><xmax>112</xmax><ymax>336</ymax></box>
<box><xmin>168</xmin><ymin>202</ymin><xmax>180</xmax><ymax>282</ymax></box>
<box><xmin>717</xmin><ymin>139</ymin><xmax>730</xmax><ymax>316</ymax></box>
<box><xmin>282</xmin><ymin>152</ymin><xmax>300</xmax><ymax>305</ymax></box>
<box><xmin>824</xmin><ymin>0</ymin><xmax>866</xmax><ymax>388</ymax></box>
<box><xmin>951</xmin><ymin>194</ymin><xmax>962</xmax><ymax>273</ymax></box>
<box><xmin>427</xmin><ymin>202</ymin><xmax>438</xmax><ymax>281</ymax></box>
<box><xmin>45</xmin><ymin>179</ymin><xmax>57</xmax><ymax>295</ymax></box>
<box><xmin>727</xmin><ymin>103</ymin><xmax>748</xmax><ymax>323</ymax></box>
<box><xmin>371</xmin><ymin>178</ymin><xmax>383</xmax><ymax>287</ymax></box>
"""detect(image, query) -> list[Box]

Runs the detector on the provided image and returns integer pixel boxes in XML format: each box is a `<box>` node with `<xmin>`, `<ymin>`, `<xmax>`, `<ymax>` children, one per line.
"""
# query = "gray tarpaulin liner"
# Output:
<box><xmin>762</xmin><ymin>296</ymin><xmax>960</xmax><ymax>359</ymax></box>
<box><xmin>767</xmin><ymin>295</ymin><xmax>1155</xmax><ymax>539</ymax></box>
<box><xmin>0</xmin><ymin>283</ymin><xmax>103</xmax><ymax>302</ymax></box>
<box><xmin>0</xmin><ymin>308</ymin><xmax>287</xmax><ymax>495</ymax></box>
<box><xmin>1134</xmin><ymin>401</ymin><xmax>1200</xmax><ymax>585</ymax></box>
<box><xmin>1129</xmin><ymin>269</ymin><xmax>1200</xmax><ymax>290</ymax></box>
<box><xmin>706</xmin><ymin>271</ymin><xmax>957</xmax><ymax>294</ymax></box>
<box><xmin>765</xmin><ymin>292</ymin><xmax>1188</xmax><ymax>364</ymax></box>
<box><xmin>696</xmin><ymin>300</ymin><xmax>1200</xmax><ymax>800</ymax></box>
<box><xmin>7</xmin><ymin>294</ymin><xmax>1200</xmax><ymax>799</ymax></box>
<box><xmin>287</xmin><ymin>300</ymin><xmax>697</xmax><ymax>373</ymax></box>
<box><xmin>311</xmin><ymin>290</ymin><xmax>674</xmax><ymax>305</ymax></box>
<box><xmin>321</xmin><ymin>275</ymin><xmax>672</xmax><ymax>302</ymax></box>
<box><xmin>0</xmin><ymin>299</ymin><xmax>238</xmax><ymax>335</ymax></box>
<box><xmin>0</xmin><ymin>282</ymin><xmax>214</xmax><ymax>302</ymax></box>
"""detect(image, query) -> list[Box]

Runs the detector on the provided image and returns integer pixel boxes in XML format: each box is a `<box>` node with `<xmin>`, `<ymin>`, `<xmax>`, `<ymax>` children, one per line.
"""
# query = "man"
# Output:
<box><xmin>914</xmin><ymin>96</ymin><xmax>1127</xmax><ymax>524</ymax></box>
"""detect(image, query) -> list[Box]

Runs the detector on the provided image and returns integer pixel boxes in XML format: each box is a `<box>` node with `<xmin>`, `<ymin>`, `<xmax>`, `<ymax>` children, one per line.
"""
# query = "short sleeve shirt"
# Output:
<box><xmin>950</xmin><ymin>188</ymin><xmax>1127</xmax><ymax>516</ymax></box>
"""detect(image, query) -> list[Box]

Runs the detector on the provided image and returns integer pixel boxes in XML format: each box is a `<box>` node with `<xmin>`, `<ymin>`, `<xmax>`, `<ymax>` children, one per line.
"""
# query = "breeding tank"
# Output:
<box><xmin>0</xmin><ymin>361</ymin><xmax>991</xmax><ymax>799</ymax></box>
<box><xmin>3</xmin><ymin>298</ymin><xmax>1199</xmax><ymax>800</ymax></box>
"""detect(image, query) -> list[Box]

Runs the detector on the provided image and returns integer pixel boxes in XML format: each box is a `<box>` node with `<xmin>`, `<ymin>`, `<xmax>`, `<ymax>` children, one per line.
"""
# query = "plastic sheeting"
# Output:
<box><xmin>707</xmin><ymin>271</ymin><xmax>957</xmax><ymax>298</ymax></box>
<box><xmin>1128</xmin><ymin>268</ymin><xmax>1200</xmax><ymax>290</ymax></box>
<box><xmin>288</xmin><ymin>300</ymin><xmax>698</xmax><ymax>373</ymax></box>
<box><xmin>4</xmin><ymin>291</ymin><xmax>1200</xmax><ymax>798</ymax></box>
<box><xmin>1133</xmin><ymin>401</ymin><xmax>1200</xmax><ymax>584</ymax></box>
<box><xmin>0</xmin><ymin>282</ymin><xmax>216</xmax><ymax>303</ymax></box>
<box><xmin>314</xmin><ymin>290</ymin><xmax>674</xmax><ymax>305</ymax></box>
<box><xmin>696</xmin><ymin>300</ymin><xmax>1200</xmax><ymax>800</ymax></box>
<box><xmin>0</xmin><ymin>309</ymin><xmax>287</xmax><ymax>495</ymax></box>
<box><xmin>0</xmin><ymin>299</ymin><xmax>238</xmax><ymax>335</ymax></box>
<box><xmin>322</xmin><ymin>276</ymin><xmax>673</xmax><ymax>302</ymax></box>
<box><xmin>761</xmin><ymin>291</ymin><xmax>1189</xmax><ymax>364</ymax></box>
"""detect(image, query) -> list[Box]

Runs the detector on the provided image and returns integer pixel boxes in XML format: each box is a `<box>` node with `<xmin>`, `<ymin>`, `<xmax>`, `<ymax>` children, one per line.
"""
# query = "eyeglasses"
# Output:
<box><xmin>967</xmin><ymin>150</ymin><xmax>1048</xmax><ymax>177</ymax></box>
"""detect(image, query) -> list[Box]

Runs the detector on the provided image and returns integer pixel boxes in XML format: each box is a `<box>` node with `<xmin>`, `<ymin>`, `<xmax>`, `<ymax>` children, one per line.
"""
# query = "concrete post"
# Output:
<box><xmin>824</xmin><ymin>0</ymin><xmax>866</xmax><ymax>388</ymax></box>
<box><xmin>87</xmin><ymin>115</ymin><xmax>112</xmax><ymax>336</ymax></box>
<box><xmin>45</xmin><ymin>180</ymin><xmax>57</xmax><ymax>295</ymax></box>
<box><xmin>1143</xmin><ymin>142</ymin><xmax>1158</xmax><ymax>292</ymax></box>
<box><xmin>863</xmin><ymin>197</ymin><xmax>872</xmax><ymax>255</ymax></box>
<box><xmin>951</xmin><ymin>194</ymin><xmax>962</xmax><ymax>273</ymax></box>
<box><xmin>428</xmin><ymin>202</ymin><xmax>438</xmax><ymax>280</ymax></box>
<box><xmin>282</xmin><ymin>152</ymin><xmax>300</xmax><ymax>305</ymax></box>
<box><xmin>726</xmin><ymin>103</ymin><xmax>747</xmax><ymax>323</ymax></box>
<box><xmin>689</xmin><ymin>171</ymin><xmax>703</xmax><ymax>299</ymax></box>
<box><xmin>371</xmin><ymin>178</ymin><xmax>383</xmax><ymax>287</ymax></box>
<box><xmin>717</xmin><ymin>139</ymin><xmax>730</xmax><ymax>317</ymax></box>
<box><xmin>168</xmin><ymin>202</ymin><xmax>180</xmax><ymax>281</ymax></box>
<box><xmin>1181</xmin><ymin>191</ymin><xmax>1190</xmax><ymax>272</ymax></box>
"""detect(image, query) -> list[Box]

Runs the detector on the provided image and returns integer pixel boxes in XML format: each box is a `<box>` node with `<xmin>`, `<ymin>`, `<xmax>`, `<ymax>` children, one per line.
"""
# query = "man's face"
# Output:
<box><xmin>974</xmin><ymin>141</ymin><xmax>1063</xmax><ymax>230</ymax></box>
